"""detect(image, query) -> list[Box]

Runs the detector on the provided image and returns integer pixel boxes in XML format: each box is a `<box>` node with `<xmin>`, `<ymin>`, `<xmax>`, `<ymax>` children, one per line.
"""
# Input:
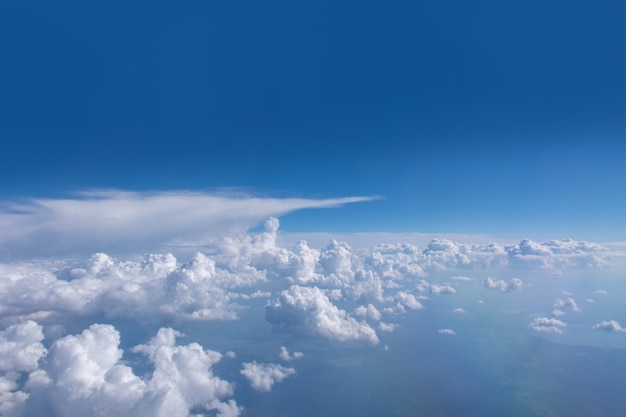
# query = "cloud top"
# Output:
<box><xmin>0</xmin><ymin>190</ymin><xmax>374</xmax><ymax>260</ymax></box>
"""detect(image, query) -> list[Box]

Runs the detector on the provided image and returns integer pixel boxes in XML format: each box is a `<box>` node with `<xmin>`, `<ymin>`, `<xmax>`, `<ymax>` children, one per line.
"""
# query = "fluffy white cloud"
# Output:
<box><xmin>483</xmin><ymin>277</ymin><xmax>523</xmax><ymax>292</ymax></box>
<box><xmin>0</xmin><ymin>321</ymin><xmax>46</xmax><ymax>372</ymax></box>
<box><xmin>240</xmin><ymin>362</ymin><xmax>296</xmax><ymax>392</ymax></box>
<box><xmin>592</xmin><ymin>320</ymin><xmax>626</xmax><ymax>333</ymax></box>
<box><xmin>25</xmin><ymin>324</ymin><xmax>240</xmax><ymax>417</ymax></box>
<box><xmin>265</xmin><ymin>285</ymin><xmax>379</xmax><ymax>345</ymax></box>
<box><xmin>0</xmin><ymin>321</ymin><xmax>46</xmax><ymax>417</ymax></box>
<box><xmin>429</xmin><ymin>284</ymin><xmax>456</xmax><ymax>295</ymax></box>
<box><xmin>278</xmin><ymin>346</ymin><xmax>303</xmax><ymax>362</ymax></box>
<box><xmin>352</xmin><ymin>304</ymin><xmax>382</xmax><ymax>322</ymax></box>
<box><xmin>528</xmin><ymin>317</ymin><xmax>567</xmax><ymax>334</ymax></box>
<box><xmin>0</xmin><ymin>191</ymin><xmax>373</xmax><ymax>260</ymax></box>
<box><xmin>393</xmin><ymin>291</ymin><xmax>425</xmax><ymax>312</ymax></box>
<box><xmin>553</xmin><ymin>297</ymin><xmax>581</xmax><ymax>313</ymax></box>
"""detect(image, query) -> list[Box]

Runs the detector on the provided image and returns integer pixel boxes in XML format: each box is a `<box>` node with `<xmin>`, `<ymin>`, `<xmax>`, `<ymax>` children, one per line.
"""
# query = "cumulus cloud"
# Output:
<box><xmin>240</xmin><ymin>362</ymin><xmax>296</xmax><ymax>392</ymax></box>
<box><xmin>265</xmin><ymin>285</ymin><xmax>379</xmax><ymax>345</ymax></box>
<box><xmin>0</xmin><ymin>190</ymin><xmax>374</xmax><ymax>260</ymax></box>
<box><xmin>352</xmin><ymin>304</ymin><xmax>382</xmax><ymax>322</ymax></box>
<box><xmin>429</xmin><ymin>284</ymin><xmax>456</xmax><ymax>295</ymax></box>
<box><xmin>528</xmin><ymin>317</ymin><xmax>567</xmax><ymax>334</ymax></box>
<box><xmin>554</xmin><ymin>297</ymin><xmax>581</xmax><ymax>313</ymax></box>
<box><xmin>0</xmin><ymin>321</ymin><xmax>46</xmax><ymax>372</ymax></box>
<box><xmin>0</xmin><ymin>321</ymin><xmax>47</xmax><ymax>417</ymax></box>
<box><xmin>483</xmin><ymin>277</ymin><xmax>523</xmax><ymax>292</ymax></box>
<box><xmin>24</xmin><ymin>324</ymin><xmax>241</xmax><ymax>417</ymax></box>
<box><xmin>592</xmin><ymin>320</ymin><xmax>626</xmax><ymax>333</ymax></box>
<box><xmin>393</xmin><ymin>291</ymin><xmax>425</xmax><ymax>312</ymax></box>
<box><xmin>452</xmin><ymin>308</ymin><xmax>465</xmax><ymax>314</ymax></box>
<box><xmin>278</xmin><ymin>346</ymin><xmax>303</xmax><ymax>362</ymax></box>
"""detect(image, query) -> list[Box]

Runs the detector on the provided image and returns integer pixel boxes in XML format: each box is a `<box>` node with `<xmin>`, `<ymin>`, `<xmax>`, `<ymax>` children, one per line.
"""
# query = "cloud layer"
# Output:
<box><xmin>0</xmin><ymin>190</ymin><xmax>373</xmax><ymax>260</ymax></box>
<box><xmin>1</xmin><ymin>215</ymin><xmax>625</xmax><ymax>416</ymax></box>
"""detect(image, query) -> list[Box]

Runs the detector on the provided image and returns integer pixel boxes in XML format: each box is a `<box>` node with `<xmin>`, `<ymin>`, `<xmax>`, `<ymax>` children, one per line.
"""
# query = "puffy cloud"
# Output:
<box><xmin>240</xmin><ymin>362</ymin><xmax>296</xmax><ymax>392</ymax></box>
<box><xmin>0</xmin><ymin>321</ymin><xmax>46</xmax><ymax>417</ymax></box>
<box><xmin>429</xmin><ymin>284</ymin><xmax>456</xmax><ymax>295</ymax></box>
<box><xmin>592</xmin><ymin>320</ymin><xmax>626</xmax><ymax>333</ymax></box>
<box><xmin>26</xmin><ymin>324</ymin><xmax>240</xmax><ymax>417</ymax></box>
<box><xmin>438</xmin><ymin>329</ymin><xmax>456</xmax><ymax>335</ymax></box>
<box><xmin>452</xmin><ymin>308</ymin><xmax>465</xmax><ymax>314</ymax></box>
<box><xmin>378</xmin><ymin>322</ymin><xmax>396</xmax><ymax>332</ymax></box>
<box><xmin>483</xmin><ymin>277</ymin><xmax>523</xmax><ymax>292</ymax></box>
<box><xmin>278</xmin><ymin>346</ymin><xmax>303</xmax><ymax>362</ymax></box>
<box><xmin>0</xmin><ymin>191</ymin><xmax>373</xmax><ymax>260</ymax></box>
<box><xmin>553</xmin><ymin>297</ymin><xmax>581</xmax><ymax>313</ymax></box>
<box><xmin>352</xmin><ymin>304</ymin><xmax>382</xmax><ymax>322</ymax></box>
<box><xmin>393</xmin><ymin>291</ymin><xmax>425</xmax><ymax>312</ymax></box>
<box><xmin>505</xmin><ymin>239</ymin><xmax>614</xmax><ymax>268</ymax></box>
<box><xmin>265</xmin><ymin>285</ymin><xmax>379</xmax><ymax>345</ymax></box>
<box><xmin>528</xmin><ymin>317</ymin><xmax>567</xmax><ymax>334</ymax></box>
<box><xmin>0</xmin><ymin>321</ymin><xmax>46</xmax><ymax>372</ymax></box>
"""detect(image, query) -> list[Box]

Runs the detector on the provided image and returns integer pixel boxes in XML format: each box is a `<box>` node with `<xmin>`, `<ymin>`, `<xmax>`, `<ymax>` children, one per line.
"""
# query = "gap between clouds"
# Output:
<box><xmin>0</xmin><ymin>190</ymin><xmax>375</xmax><ymax>260</ymax></box>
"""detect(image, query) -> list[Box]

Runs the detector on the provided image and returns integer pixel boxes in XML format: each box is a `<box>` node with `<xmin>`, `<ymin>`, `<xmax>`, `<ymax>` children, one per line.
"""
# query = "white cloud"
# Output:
<box><xmin>592</xmin><ymin>320</ymin><xmax>626</xmax><ymax>333</ymax></box>
<box><xmin>352</xmin><ymin>304</ymin><xmax>382</xmax><ymax>322</ymax></box>
<box><xmin>25</xmin><ymin>324</ymin><xmax>241</xmax><ymax>417</ymax></box>
<box><xmin>452</xmin><ymin>308</ymin><xmax>465</xmax><ymax>314</ymax></box>
<box><xmin>438</xmin><ymin>329</ymin><xmax>456</xmax><ymax>335</ymax></box>
<box><xmin>554</xmin><ymin>297</ymin><xmax>581</xmax><ymax>313</ymax></box>
<box><xmin>393</xmin><ymin>291</ymin><xmax>425</xmax><ymax>312</ymax></box>
<box><xmin>279</xmin><ymin>346</ymin><xmax>303</xmax><ymax>362</ymax></box>
<box><xmin>429</xmin><ymin>284</ymin><xmax>456</xmax><ymax>295</ymax></box>
<box><xmin>379</xmin><ymin>322</ymin><xmax>396</xmax><ymax>332</ymax></box>
<box><xmin>450</xmin><ymin>276</ymin><xmax>474</xmax><ymax>281</ymax></box>
<box><xmin>240</xmin><ymin>362</ymin><xmax>296</xmax><ymax>392</ymax></box>
<box><xmin>265</xmin><ymin>285</ymin><xmax>379</xmax><ymax>345</ymax></box>
<box><xmin>0</xmin><ymin>191</ymin><xmax>374</xmax><ymax>260</ymax></box>
<box><xmin>483</xmin><ymin>277</ymin><xmax>523</xmax><ymax>292</ymax></box>
<box><xmin>0</xmin><ymin>321</ymin><xmax>46</xmax><ymax>372</ymax></box>
<box><xmin>528</xmin><ymin>317</ymin><xmax>567</xmax><ymax>334</ymax></box>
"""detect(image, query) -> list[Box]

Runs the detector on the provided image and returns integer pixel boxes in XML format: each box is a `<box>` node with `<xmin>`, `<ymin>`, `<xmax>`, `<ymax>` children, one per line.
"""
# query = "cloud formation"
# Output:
<box><xmin>279</xmin><ymin>346</ymin><xmax>303</xmax><ymax>362</ymax></box>
<box><xmin>0</xmin><ymin>190</ymin><xmax>373</xmax><ymax>260</ymax></box>
<box><xmin>483</xmin><ymin>277</ymin><xmax>523</xmax><ymax>292</ymax></box>
<box><xmin>265</xmin><ymin>285</ymin><xmax>379</xmax><ymax>345</ymax></box>
<box><xmin>240</xmin><ymin>362</ymin><xmax>296</xmax><ymax>392</ymax></box>
<box><xmin>592</xmin><ymin>320</ymin><xmax>626</xmax><ymax>333</ymax></box>
<box><xmin>528</xmin><ymin>317</ymin><xmax>567</xmax><ymax>334</ymax></box>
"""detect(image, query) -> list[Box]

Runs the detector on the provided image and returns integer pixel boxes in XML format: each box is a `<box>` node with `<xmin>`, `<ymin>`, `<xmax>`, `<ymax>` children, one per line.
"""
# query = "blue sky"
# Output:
<box><xmin>1</xmin><ymin>0</ymin><xmax>625</xmax><ymax>239</ymax></box>
<box><xmin>3</xmin><ymin>4</ymin><xmax>626</xmax><ymax>415</ymax></box>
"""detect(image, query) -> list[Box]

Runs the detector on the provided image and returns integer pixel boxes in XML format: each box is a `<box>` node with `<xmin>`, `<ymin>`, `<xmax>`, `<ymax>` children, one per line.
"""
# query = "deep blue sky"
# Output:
<box><xmin>1</xmin><ymin>0</ymin><xmax>625</xmax><ymax>239</ymax></box>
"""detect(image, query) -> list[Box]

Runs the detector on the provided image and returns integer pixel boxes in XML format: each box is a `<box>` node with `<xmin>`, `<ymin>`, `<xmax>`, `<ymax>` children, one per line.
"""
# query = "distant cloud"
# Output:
<box><xmin>279</xmin><ymin>346</ymin><xmax>303</xmax><ymax>362</ymax></box>
<box><xmin>438</xmin><ymin>329</ymin><xmax>456</xmax><ymax>335</ymax></box>
<box><xmin>240</xmin><ymin>362</ymin><xmax>296</xmax><ymax>392</ymax></box>
<box><xmin>452</xmin><ymin>308</ymin><xmax>465</xmax><ymax>314</ymax></box>
<box><xmin>554</xmin><ymin>297</ymin><xmax>581</xmax><ymax>313</ymax></box>
<box><xmin>592</xmin><ymin>320</ymin><xmax>626</xmax><ymax>333</ymax></box>
<box><xmin>450</xmin><ymin>276</ymin><xmax>474</xmax><ymax>281</ymax></box>
<box><xmin>265</xmin><ymin>285</ymin><xmax>379</xmax><ymax>345</ymax></box>
<box><xmin>483</xmin><ymin>277</ymin><xmax>523</xmax><ymax>292</ymax></box>
<box><xmin>0</xmin><ymin>190</ymin><xmax>374</xmax><ymax>260</ymax></box>
<box><xmin>429</xmin><ymin>284</ymin><xmax>456</xmax><ymax>295</ymax></box>
<box><xmin>528</xmin><ymin>317</ymin><xmax>567</xmax><ymax>334</ymax></box>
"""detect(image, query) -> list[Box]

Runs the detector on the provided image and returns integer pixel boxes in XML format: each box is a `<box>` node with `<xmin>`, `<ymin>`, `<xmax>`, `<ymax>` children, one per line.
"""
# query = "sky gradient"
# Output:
<box><xmin>1</xmin><ymin>0</ymin><xmax>625</xmax><ymax>239</ymax></box>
